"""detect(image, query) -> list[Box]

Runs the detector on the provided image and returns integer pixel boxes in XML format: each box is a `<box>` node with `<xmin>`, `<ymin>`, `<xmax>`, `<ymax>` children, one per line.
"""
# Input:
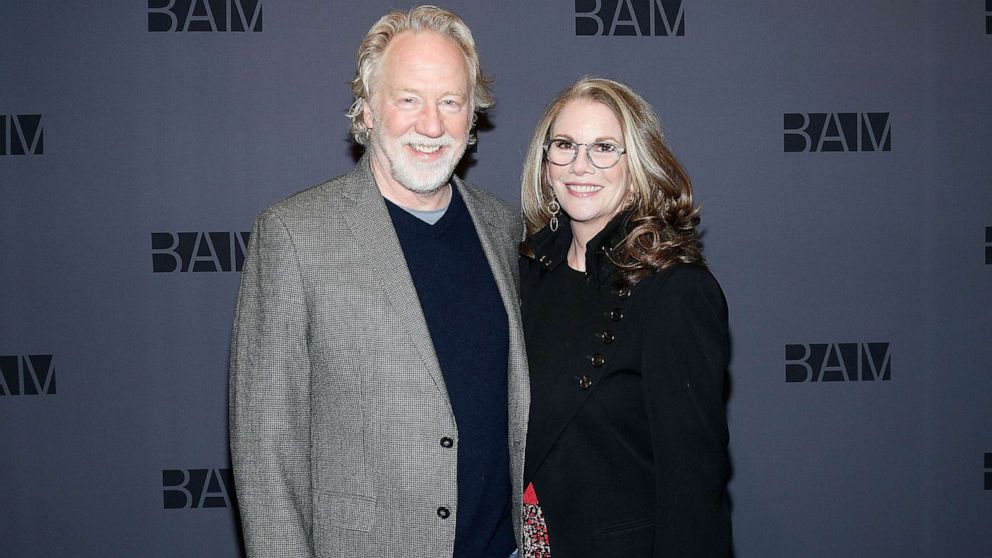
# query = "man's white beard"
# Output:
<box><xmin>371</xmin><ymin>118</ymin><xmax>468</xmax><ymax>194</ymax></box>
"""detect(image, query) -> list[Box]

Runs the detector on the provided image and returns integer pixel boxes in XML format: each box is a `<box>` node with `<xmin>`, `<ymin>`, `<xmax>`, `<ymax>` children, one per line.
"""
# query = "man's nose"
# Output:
<box><xmin>416</xmin><ymin>103</ymin><xmax>444</xmax><ymax>138</ymax></box>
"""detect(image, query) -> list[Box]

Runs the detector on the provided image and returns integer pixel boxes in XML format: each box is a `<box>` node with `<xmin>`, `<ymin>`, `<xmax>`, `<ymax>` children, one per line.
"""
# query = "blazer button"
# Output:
<box><xmin>437</xmin><ymin>506</ymin><xmax>451</xmax><ymax>519</ymax></box>
<box><xmin>588</xmin><ymin>353</ymin><xmax>606</xmax><ymax>367</ymax></box>
<box><xmin>617</xmin><ymin>287</ymin><xmax>631</xmax><ymax>299</ymax></box>
<box><xmin>440</xmin><ymin>437</ymin><xmax>454</xmax><ymax>448</ymax></box>
<box><xmin>609</xmin><ymin>308</ymin><xmax>624</xmax><ymax>321</ymax></box>
<box><xmin>599</xmin><ymin>330</ymin><xmax>615</xmax><ymax>344</ymax></box>
<box><xmin>578</xmin><ymin>375</ymin><xmax>592</xmax><ymax>390</ymax></box>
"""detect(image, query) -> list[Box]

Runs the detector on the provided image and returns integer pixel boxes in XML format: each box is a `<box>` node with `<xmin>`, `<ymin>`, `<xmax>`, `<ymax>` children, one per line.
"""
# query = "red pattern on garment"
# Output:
<box><xmin>522</xmin><ymin>482</ymin><xmax>552</xmax><ymax>558</ymax></box>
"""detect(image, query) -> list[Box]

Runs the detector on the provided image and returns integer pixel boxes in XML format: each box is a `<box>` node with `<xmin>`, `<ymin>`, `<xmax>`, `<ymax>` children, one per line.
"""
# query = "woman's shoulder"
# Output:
<box><xmin>633</xmin><ymin>263</ymin><xmax>726</xmax><ymax>316</ymax></box>
<box><xmin>639</xmin><ymin>262</ymin><xmax>721</xmax><ymax>293</ymax></box>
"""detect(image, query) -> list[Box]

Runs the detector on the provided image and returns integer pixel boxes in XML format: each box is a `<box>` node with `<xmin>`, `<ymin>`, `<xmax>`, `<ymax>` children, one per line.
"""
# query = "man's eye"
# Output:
<box><xmin>592</xmin><ymin>143</ymin><xmax>618</xmax><ymax>153</ymax></box>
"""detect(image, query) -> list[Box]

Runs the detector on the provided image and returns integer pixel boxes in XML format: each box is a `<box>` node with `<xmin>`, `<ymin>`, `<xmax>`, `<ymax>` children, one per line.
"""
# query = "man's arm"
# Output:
<box><xmin>229</xmin><ymin>209</ymin><xmax>316</xmax><ymax>558</ymax></box>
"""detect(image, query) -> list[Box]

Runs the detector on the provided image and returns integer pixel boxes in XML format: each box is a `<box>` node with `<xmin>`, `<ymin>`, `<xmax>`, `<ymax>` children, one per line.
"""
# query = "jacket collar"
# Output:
<box><xmin>525</xmin><ymin>211</ymin><xmax>633</xmax><ymax>288</ymax></box>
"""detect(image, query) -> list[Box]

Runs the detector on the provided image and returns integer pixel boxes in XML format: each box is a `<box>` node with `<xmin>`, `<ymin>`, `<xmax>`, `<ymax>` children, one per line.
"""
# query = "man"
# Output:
<box><xmin>228</xmin><ymin>5</ymin><xmax>528</xmax><ymax>558</ymax></box>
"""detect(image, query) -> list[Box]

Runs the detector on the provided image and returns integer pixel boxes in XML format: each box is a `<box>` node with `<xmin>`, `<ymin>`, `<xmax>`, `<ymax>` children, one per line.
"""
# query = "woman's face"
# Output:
<box><xmin>546</xmin><ymin>99</ymin><xmax>631</xmax><ymax>241</ymax></box>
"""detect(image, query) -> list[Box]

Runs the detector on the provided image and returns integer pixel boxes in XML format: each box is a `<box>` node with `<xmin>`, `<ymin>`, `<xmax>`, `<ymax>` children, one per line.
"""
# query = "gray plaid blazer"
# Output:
<box><xmin>229</xmin><ymin>156</ymin><xmax>529</xmax><ymax>557</ymax></box>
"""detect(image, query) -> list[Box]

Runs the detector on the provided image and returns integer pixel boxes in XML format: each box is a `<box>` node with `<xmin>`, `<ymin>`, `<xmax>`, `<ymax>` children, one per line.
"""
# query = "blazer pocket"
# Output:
<box><xmin>317</xmin><ymin>491</ymin><xmax>376</xmax><ymax>533</ymax></box>
<box><xmin>594</xmin><ymin>515</ymin><xmax>653</xmax><ymax>554</ymax></box>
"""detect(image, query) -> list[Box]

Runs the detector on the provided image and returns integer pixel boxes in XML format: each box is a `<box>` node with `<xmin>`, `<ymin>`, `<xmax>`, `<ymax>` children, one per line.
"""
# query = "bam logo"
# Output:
<box><xmin>0</xmin><ymin>355</ymin><xmax>56</xmax><ymax>396</ymax></box>
<box><xmin>1</xmin><ymin>114</ymin><xmax>44</xmax><ymax>155</ymax></box>
<box><xmin>151</xmin><ymin>231</ymin><xmax>250</xmax><ymax>272</ymax></box>
<box><xmin>985</xmin><ymin>453</ymin><xmax>991</xmax><ymax>490</ymax></box>
<box><xmin>575</xmin><ymin>0</ymin><xmax>684</xmax><ymax>36</ymax></box>
<box><xmin>986</xmin><ymin>227</ymin><xmax>991</xmax><ymax>265</ymax></box>
<box><xmin>785</xmin><ymin>342</ymin><xmax>891</xmax><ymax>383</ymax></box>
<box><xmin>148</xmin><ymin>0</ymin><xmax>262</xmax><ymax>32</ymax></box>
<box><xmin>162</xmin><ymin>468</ymin><xmax>235</xmax><ymax>508</ymax></box>
<box><xmin>784</xmin><ymin>112</ymin><xmax>891</xmax><ymax>152</ymax></box>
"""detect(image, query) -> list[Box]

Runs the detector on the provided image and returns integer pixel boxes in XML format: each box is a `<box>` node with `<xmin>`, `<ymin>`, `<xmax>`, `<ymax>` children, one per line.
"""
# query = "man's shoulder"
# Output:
<box><xmin>260</xmin><ymin>165</ymin><xmax>366</xmax><ymax>222</ymax></box>
<box><xmin>456</xmin><ymin>176</ymin><xmax>518</xmax><ymax>223</ymax></box>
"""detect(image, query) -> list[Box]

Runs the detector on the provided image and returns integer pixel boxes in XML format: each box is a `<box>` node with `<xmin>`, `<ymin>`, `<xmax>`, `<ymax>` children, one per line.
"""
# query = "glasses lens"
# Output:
<box><xmin>588</xmin><ymin>143</ymin><xmax>622</xmax><ymax>168</ymax></box>
<box><xmin>546</xmin><ymin>140</ymin><xmax>576</xmax><ymax>165</ymax></box>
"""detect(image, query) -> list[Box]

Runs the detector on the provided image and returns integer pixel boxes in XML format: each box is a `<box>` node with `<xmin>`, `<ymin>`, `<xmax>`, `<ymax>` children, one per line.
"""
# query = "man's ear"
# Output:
<box><xmin>361</xmin><ymin>100</ymin><xmax>374</xmax><ymax>130</ymax></box>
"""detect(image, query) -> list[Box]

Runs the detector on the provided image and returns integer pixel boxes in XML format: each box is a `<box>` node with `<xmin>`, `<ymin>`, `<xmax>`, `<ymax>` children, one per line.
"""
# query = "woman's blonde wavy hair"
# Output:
<box><xmin>521</xmin><ymin>77</ymin><xmax>704</xmax><ymax>287</ymax></box>
<box><xmin>345</xmin><ymin>5</ymin><xmax>493</xmax><ymax>146</ymax></box>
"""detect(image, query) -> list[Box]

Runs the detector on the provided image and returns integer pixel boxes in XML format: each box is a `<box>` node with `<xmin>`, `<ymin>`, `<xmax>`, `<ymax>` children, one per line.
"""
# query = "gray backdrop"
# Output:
<box><xmin>2</xmin><ymin>1</ymin><xmax>990</xmax><ymax>556</ymax></box>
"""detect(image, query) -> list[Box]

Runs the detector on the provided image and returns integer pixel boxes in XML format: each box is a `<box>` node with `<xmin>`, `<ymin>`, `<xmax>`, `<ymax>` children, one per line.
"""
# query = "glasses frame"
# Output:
<box><xmin>543</xmin><ymin>138</ymin><xmax>627</xmax><ymax>169</ymax></box>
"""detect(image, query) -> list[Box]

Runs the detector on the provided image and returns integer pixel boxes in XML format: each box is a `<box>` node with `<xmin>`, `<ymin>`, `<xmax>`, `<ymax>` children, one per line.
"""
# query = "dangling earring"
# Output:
<box><xmin>548</xmin><ymin>196</ymin><xmax>561</xmax><ymax>232</ymax></box>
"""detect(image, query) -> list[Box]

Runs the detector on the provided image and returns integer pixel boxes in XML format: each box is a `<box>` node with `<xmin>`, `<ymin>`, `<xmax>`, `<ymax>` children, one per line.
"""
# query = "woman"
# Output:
<box><xmin>519</xmin><ymin>77</ymin><xmax>731</xmax><ymax>557</ymax></box>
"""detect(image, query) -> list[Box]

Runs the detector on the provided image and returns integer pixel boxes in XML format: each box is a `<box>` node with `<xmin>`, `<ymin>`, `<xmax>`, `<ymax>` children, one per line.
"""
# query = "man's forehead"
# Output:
<box><xmin>380</xmin><ymin>31</ymin><xmax>467</xmax><ymax>74</ymax></box>
<box><xmin>373</xmin><ymin>35</ymin><xmax>470</xmax><ymax>98</ymax></box>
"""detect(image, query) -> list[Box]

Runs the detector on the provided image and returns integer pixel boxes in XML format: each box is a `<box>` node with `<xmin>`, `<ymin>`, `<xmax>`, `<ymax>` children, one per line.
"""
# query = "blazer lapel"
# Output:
<box><xmin>455</xmin><ymin>176</ymin><xmax>517</xmax><ymax>321</ymax></box>
<box><xmin>340</xmin><ymin>156</ymin><xmax>451</xmax><ymax>415</ymax></box>
<box><xmin>456</xmin><ymin>177</ymin><xmax>530</xmax><ymax>491</ymax></box>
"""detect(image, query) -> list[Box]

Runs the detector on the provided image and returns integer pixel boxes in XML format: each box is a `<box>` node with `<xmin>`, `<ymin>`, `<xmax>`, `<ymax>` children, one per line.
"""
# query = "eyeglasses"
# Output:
<box><xmin>543</xmin><ymin>138</ymin><xmax>626</xmax><ymax>169</ymax></box>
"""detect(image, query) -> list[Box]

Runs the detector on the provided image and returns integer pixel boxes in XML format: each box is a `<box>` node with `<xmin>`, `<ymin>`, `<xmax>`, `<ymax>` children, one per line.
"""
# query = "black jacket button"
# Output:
<box><xmin>440</xmin><ymin>437</ymin><xmax>454</xmax><ymax>448</ymax></box>
<box><xmin>599</xmin><ymin>330</ymin><xmax>615</xmax><ymax>344</ymax></box>
<box><xmin>589</xmin><ymin>353</ymin><xmax>606</xmax><ymax>367</ymax></box>
<box><xmin>609</xmin><ymin>308</ymin><xmax>624</xmax><ymax>321</ymax></box>
<box><xmin>437</xmin><ymin>506</ymin><xmax>450</xmax><ymax>519</ymax></box>
<box><xmin>578</xmin><ymin>375</ymin><xmax>592</xmax><ymax>390</ymax></box>
<box><xmin>617</xmin><ymin>287</ymin><xmax>631</xmax><ymax>299</ymax></box>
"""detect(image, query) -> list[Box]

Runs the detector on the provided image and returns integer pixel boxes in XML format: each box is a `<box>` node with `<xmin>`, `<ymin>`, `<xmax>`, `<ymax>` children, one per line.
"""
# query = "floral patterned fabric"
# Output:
<box><xmin>522</xmin><ymin>482</ymin><xmax>552</xmax><ymax>557</ymax></box>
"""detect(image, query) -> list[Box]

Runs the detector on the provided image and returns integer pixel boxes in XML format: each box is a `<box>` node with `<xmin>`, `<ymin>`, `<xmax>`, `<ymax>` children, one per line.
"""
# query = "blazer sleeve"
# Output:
<box><xmin>229</xmin><ymin>209</ymin><xmax>317</xmax><ymax>558</ymax></box>
<box><xmin>640</xmin><ymin>265</ymin><xmax>732</xmax><ymax>557</ymax></box>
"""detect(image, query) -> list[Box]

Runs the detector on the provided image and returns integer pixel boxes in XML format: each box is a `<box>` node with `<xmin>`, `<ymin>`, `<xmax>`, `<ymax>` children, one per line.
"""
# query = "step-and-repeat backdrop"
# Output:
<box><xmin>2</xmin><ymin>2</ymin><xmax>990</xmax><ymax>556</ymax></box>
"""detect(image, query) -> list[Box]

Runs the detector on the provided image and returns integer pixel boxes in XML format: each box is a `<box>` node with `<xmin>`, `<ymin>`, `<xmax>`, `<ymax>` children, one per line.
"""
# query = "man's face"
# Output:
<box><xmin>363</xmin><ymin>30</ymin><xmax>471</xmax><ymax>197</ymax></box>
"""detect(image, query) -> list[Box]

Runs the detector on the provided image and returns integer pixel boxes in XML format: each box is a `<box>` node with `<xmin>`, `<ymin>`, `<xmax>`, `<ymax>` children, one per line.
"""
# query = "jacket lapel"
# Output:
<box><xmin>455</xmin><ymin>177</ymin><xmax>530</xmax><ymax>505</ymax></box>
<box><xmin>455</xmin><ymin>176</ymin><xmax>517</xmax><ymax>322</ymax></box>
<box><xmin>524</xmin><ymin>331</ymin><xmax>625</xmax><ymax>480</ymax></box>
<box><xmin>456</xmin><ymin>177</ymin><xmax>531</xmax><ymax>432</ymax></box>
<box><xmin>340</xmin><ymin>156</ymin><xmax>451</xmax><ymax>415</ymax></box>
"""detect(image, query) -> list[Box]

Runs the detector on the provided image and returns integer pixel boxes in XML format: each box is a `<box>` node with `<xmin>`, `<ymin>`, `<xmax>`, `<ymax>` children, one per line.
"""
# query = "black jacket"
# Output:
<box><xmin>521</xmin><ymin>214</ymin><xmax>732</xmax><ymax>557</ymax></box>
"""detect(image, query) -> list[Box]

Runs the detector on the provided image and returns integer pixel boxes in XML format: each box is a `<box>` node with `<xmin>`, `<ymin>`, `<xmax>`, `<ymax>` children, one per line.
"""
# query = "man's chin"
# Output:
<box><xmin>400</xmin><ymin>178</ymin><xmax>451</xmax><ymax>195</ymax></box>
<box><xmin>395</xmin><ymin>163</ymin><xmax>456</xmax><ymax>194</ymax></box>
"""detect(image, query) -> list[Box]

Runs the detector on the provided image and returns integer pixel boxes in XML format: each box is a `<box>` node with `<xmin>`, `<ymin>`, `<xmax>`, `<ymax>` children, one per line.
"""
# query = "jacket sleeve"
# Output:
<box><xmin>640</xmin><ymin>265</ymin><xmax>732</xmax><ymax>557</ymax></box>
<box><xmin>229</xmin><ymin>209</ymin><xmax>317</xmax><ymax>558</ymax></box>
